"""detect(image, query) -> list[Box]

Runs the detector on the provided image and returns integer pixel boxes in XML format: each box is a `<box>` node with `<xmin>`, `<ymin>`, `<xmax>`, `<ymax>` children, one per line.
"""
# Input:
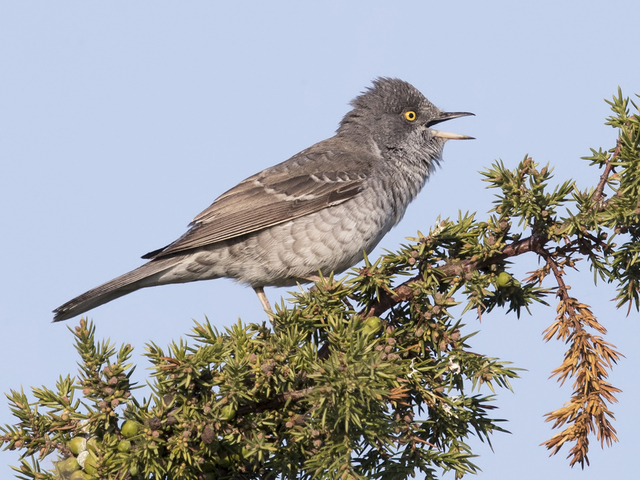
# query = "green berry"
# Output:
<box><xmin>56</xmin><ymin>456</ymin><xmax>80</xmax><ymax>474</ymax></box>
<box><xmin>121</xmin><ymin>420</ymin><xmax>139</xmax><ymax>438</ymax></box>
<box><xmin>69</xmin><ymin>436</ymin><xmax>87</xmax><ymax>455</ymax></box>
<box><xmin>78</xmin><ymin>451</ymin><xmax>97</xmax><ymax>475</ymax></box>
<box><xmin>220</xmin><ymin>405</ymin><xmax>237</xmax><ymax>422</ymax></box>
<box><xmin>86</xmin><ymin>437</ymin><xmax>101</xmax><ymax>454</ymax></box>
<box><xmin>362</xmin><ymin>316</ymin><xmax>382</xmax><ymax>336</ymax></box>
<box><xmin>496</xmin><ymin>272</ymin><xmax>513</xmax><ymax>288</ymax></box>
<box><xmin>117</xmin><ymin>439</ymin><xmax>131</xmax><ymax>452</ymax></box>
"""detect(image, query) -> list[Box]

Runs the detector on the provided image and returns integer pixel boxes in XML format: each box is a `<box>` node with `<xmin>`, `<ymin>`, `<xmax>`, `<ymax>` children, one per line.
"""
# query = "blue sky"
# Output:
<box><xmin>1</xmin><ymin>2</ymin><xmax>639</xmax><ymax>478</ymax></box>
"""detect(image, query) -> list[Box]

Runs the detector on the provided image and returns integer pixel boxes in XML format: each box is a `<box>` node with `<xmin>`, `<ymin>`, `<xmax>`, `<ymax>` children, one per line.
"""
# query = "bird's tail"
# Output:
<box><xmin>53</xmin><ymin>256</ymin><xmax>183</xmax><ymax>322</ymax></box>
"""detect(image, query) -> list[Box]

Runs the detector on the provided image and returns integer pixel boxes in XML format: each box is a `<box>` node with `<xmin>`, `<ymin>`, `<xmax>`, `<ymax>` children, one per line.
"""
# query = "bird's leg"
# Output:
<box><xmin>253</xmin><ymin>286</ymin><xmax>273</xmax><ymax>315</ymax></box>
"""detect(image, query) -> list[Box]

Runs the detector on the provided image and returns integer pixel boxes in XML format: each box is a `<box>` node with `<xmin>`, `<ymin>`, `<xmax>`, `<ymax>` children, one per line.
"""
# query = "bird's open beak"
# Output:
<box><xmin>428</xmin><ymin>111</ymin><xmax>474</xmax><ymax>140</ymax></box>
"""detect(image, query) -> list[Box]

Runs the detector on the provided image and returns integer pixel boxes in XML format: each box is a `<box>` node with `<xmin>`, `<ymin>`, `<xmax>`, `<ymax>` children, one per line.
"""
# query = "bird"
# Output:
<box><xmin>53</xmin><ymin>77</ymin><xmax>473</xmax><ymax>322</ymax></box>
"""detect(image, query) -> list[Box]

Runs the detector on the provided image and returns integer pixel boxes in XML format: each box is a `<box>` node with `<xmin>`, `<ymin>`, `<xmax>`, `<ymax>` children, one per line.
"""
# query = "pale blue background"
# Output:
<box><xmin>1</xmin><ymin>2</ymin><xmax>639</xmax><ymax>479</ymax></box>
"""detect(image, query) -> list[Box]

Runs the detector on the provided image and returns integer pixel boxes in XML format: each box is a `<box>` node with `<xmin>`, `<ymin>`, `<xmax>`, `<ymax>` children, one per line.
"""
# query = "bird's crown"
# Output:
<box><xmin>350</xmin><ymin>77</ymin><xmax>435</xmax><ymax>115</ymax></box>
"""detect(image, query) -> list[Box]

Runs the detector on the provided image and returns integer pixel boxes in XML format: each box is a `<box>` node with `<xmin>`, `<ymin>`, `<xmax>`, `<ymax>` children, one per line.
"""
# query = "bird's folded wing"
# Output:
<box><xmin>143</xmin><ymin>150</ymin><xmax>373</xmax><ymax>259</ymax></box>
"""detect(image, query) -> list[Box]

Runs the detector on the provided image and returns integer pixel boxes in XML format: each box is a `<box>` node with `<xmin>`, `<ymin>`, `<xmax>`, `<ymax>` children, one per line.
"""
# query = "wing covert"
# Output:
<box><xmin>144</xmin><ymin>148</ymin><xmax>376</xmax><ymax>259</ymax></box>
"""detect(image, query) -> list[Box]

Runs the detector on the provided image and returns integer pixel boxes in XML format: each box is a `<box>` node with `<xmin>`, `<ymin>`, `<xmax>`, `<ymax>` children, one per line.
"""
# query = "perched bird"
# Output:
<box><xmin>53</xmin><ymin>77</ymin><xmax>472</xmax><ymax>322</ymax></box>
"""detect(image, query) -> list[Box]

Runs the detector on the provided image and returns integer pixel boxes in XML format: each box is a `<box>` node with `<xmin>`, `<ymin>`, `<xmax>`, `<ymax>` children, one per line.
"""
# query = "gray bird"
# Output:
<box><xmin>53</xmin><ymin>77</ymin><xmax>472</xmax><ymax>322</ymax></box>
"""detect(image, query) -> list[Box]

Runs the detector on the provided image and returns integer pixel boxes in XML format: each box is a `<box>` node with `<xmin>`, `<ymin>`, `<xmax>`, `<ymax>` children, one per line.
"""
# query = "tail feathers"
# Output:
<box><xmin>53</xmin><ymin>257</ymin><xmax>182</xmax><ymax>322</ymax></box>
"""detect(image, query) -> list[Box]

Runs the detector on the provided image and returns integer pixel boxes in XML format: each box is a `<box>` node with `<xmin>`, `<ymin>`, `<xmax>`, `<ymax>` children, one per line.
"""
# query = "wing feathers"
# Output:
<box><xmin>53</xmin><ymin>256</ymin><xmax>182</xmax><ymax>321</ymax></box>
<box><xmin>145</xmin><ymin>147</ymin><xmax>376</xmax><ymax>260</ymax></box>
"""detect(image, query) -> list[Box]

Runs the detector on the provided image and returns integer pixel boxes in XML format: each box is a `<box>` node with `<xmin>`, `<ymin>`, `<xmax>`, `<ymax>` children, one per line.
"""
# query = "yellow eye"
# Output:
<box><xmin>404</xmin><ymin>110</ymin><xmax>417</xmax><ymax>122</ymax></box>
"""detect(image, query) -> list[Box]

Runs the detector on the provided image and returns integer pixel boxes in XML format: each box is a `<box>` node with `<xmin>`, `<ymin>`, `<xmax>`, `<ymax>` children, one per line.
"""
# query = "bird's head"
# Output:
<box><xmin>339</xmin><ymin>77</ymin><xmax>473</xmax><ymax>169</ymax></box>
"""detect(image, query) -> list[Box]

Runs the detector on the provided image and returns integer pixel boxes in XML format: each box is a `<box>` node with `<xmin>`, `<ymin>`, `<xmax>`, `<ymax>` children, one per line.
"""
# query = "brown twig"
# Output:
<box><xmin>237</xmin><ymin>387</ymin><xmax>315</xmax><ymax>416</ymax></box>
<box><xmin>361</xmin><ymin>234</ymin><xmax>549</xmax><ymax>319</ymax></box>
<box><xmin>594</xmin><ymin>138</ymin><xmax>621</xmax><ymax>204</ymax></box>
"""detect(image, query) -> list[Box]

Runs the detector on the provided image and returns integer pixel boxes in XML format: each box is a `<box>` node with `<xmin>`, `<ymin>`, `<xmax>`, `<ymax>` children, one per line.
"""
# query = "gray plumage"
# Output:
<box><xmin>53</xmin><ymin>77</ymin><xmax>472</xmax><ymax>322</ymax></box>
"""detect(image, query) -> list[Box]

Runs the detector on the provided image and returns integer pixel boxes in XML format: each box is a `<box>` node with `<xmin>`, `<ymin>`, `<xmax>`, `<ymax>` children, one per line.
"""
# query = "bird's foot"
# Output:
<box><xmin>253</xmin><ymin>286</ymin><xmax>275</xmax><ymax>323</ymax></box>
